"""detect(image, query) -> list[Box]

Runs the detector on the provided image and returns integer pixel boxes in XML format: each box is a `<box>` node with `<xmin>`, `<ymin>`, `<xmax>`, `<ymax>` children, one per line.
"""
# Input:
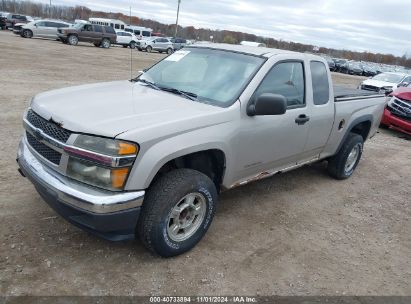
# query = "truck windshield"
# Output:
<box><xmin>139</xmin><ymin>47</ymin><xmax>265</xmax><ymax>107</ymax></box>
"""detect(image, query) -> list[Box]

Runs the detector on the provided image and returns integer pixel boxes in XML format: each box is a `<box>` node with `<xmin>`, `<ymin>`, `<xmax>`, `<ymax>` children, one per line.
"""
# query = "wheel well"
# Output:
<box><xmin>350</xmin><ymin>120</ymin><xmax>372</xmax><ymax>141</ymax></box>
<box><xmin>152</xmin><ymin>150</ymin><xmax>226</xmax><ymax>191</ymax></box>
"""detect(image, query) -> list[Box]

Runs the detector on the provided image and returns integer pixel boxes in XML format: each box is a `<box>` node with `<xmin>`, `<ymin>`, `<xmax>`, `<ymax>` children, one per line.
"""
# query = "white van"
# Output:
<box><xmin>124</xmin><ymin>25</ymin><xmax>152</xmax><ymax>39</ymax></box>
<box><xmin>89</xmin><ymin>18</ymin><xmax>126</xmax><ymax>30</ymax></box>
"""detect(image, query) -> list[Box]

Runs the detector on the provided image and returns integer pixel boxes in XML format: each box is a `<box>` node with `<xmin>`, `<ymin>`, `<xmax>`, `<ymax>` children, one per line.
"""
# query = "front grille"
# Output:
<box><xmin>13</xmin><ymin>25</ymin><xmax>22</xmax><ymax>31</ymax></box>
<box><xmin>26</xmin><ymin>132</ymin><xmax>62</xmax><ymax>165</ymax></box>
<box><xmin>361</xmin><ymin>85</ymin><xmax>379</xmax><ymax>92</ymax></box>
<box><xmin>388</xmin><ymin>97</ymin><xmax>411</xmax><ymax>121</ymax></box>
<box><xmin>26</xmin><ymin>109</ymin><xmax>72</xmax><ymax>143</ymax></box>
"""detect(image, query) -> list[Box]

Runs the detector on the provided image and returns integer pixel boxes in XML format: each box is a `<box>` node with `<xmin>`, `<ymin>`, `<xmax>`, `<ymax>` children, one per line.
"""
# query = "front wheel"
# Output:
<box><xmin>129</xmin><ymin>41</ymin><xmax>136</xmax><ymax>49</ymax></box>
<box><xmin>22</xmin><ymin>29</ymin><xmax>33</xmax><ymax>38</ymax></box>
<box><xmin>68</xmin><ymin>34</ymin><xmax>78</xmax><ymax>46</ymax></box>
<box><xmin>167</xmin><ymin>48</ymin><xmax>173</xmax><ymax>55</ymax></box>
<box><xmin>146</xmin><ymin>45</ymin><xmax>152</xmax><ymax>53</ymax></box>
<box><xmin>327</xmin><ymin>133</ymin><xmax>364</xmax><ymax>180</ymax></box>
<box><xmin>137</xmin><ymin>169</ymin><xmax>218</xmax><ymax>257</ymax></box>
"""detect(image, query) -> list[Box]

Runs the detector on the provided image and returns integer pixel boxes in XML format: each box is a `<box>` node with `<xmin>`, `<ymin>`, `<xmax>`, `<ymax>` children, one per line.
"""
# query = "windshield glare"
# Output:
<box><xmin>140</xmin><ymin>48</ymin><xmax>265</xmax><ymax>106</ymax></box>
<box><xmin>373</xmin><ymin>73</ymin><xmax>404</xmax><ymax>83</ymax></box>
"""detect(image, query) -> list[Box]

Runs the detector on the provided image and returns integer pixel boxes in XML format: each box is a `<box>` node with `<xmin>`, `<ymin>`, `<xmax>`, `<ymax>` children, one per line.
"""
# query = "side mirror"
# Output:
<box><xmin>247</xmin><ymin>93</ymin><xmax>287</xmax><ymax>116</ymax></box>
<box><xmin>398</xmin><ymin>82</ymin><xmax>409</xmax><ymax>88</ymax></box>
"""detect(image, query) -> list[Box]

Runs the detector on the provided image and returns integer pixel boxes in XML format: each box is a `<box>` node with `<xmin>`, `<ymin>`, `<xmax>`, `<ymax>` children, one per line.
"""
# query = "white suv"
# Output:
<box><xmin>114</xmin><ymin>30</ymin><xmax>138</xmax><ymax>49</ymax></box>
<box><xmin>19</xmin><ymin>20</ymin><xmax>71</xmax><ymax>39</ymax></box>
<box><xmin>137</xmin><ymin>37</ymin><xmax>174</xmax><ymax>54</ymax></box>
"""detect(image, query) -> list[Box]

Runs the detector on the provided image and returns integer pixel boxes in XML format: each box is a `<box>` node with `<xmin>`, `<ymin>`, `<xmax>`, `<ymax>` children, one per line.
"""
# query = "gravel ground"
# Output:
<box><xmin>0</xmin><ymin>31</ymin><xmax>410</xmax><ymax>296</ymax></box>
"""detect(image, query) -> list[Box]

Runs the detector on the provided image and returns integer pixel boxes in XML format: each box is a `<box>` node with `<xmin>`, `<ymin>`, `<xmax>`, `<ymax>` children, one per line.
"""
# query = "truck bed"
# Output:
<box><xmin>334</xmin><ymin>86</ymin><xmax>383</xmax><ymax>102</ymax></box>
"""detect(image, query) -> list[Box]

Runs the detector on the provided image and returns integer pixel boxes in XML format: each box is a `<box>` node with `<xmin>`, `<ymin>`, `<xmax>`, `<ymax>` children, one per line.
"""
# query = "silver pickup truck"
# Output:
<box><xmin>17</xmin><ymin>44</ymin><xmax>385</xmax><ymax>257</ymax></box>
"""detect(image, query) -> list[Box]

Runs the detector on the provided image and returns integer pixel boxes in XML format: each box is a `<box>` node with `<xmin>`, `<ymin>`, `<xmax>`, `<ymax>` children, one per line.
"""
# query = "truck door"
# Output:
<box><xmin>234</xmin><ymin>59</ymin><xmax>310</xmax><ymax>182</ymax></box>
<box><xmin>299</xmin><ymin>60</ymin><xmax>335</xmax><ymax>163</ymax></box>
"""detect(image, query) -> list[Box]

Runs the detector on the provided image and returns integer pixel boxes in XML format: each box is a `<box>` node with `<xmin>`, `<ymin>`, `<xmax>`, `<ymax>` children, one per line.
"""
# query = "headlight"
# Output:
<box><xmin>74</xmin><ymin>135</ymin><xmax>137</xmax><ymax>156</ymax></box>
<box><xmin>67</xmin><ymin>157</ymin><xmax>130</xmax><ymax>191</ymax></box>
<box><xmin>65</xmin><ymin>135</ymin><xmax>138</xmax><ymax>191</ymax></box>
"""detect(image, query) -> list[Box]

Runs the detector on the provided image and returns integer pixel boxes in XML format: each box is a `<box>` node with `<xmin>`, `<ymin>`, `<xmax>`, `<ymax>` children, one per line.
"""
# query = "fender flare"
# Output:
<box><xmin>334</xmin><ymin>114</ymin><xmax>373</xmax><ymax>155</ymax></box>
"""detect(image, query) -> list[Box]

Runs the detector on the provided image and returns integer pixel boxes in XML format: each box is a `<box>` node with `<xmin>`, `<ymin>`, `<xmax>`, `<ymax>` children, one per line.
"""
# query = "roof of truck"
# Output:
<box><xmin>189</xmin><ymin>43</ymin><xmax>302</xmax><ymax>58</ymax></box>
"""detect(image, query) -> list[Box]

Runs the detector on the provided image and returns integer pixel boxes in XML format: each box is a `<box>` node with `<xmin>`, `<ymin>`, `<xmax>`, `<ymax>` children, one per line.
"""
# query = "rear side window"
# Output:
<box><xmin>45</xmin><ymin>22</ymin><xmax>58</xmax><ymax>28</ymax></box>
<box><xmin>94</xmin><ymin>25</ymin><xmax>103</xmax><ymax>33</ymax></box>
<box><xmin>310</xmin><ymin>61</ymin><xmax>330</xmax><ymax>105</ymax></box>
<box><xmin>104</xmin><ymin>26</ymin><xmax>116</xmax><ymax>34</ymax></box>
<box><xmin>254</xmin><ymin>61</ymin><xmax>305</xmax><ymax>108</ymax></box>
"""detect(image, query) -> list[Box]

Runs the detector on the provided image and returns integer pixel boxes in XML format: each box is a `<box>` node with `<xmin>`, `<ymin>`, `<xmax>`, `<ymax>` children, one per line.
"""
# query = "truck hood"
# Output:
<box><xmin>31</xmin><ymin>80</ymin><xmax>232</xmax><ymax>138</ymax></box>
<box><xmin>362</xmin><ymin>79</ymin><xmax>397</xmax><ymax>88</ymax></box>
<box><xmin>392</xmin><ymin>88</ymin><xmax>411</xmax><ymax>102</ymax></box>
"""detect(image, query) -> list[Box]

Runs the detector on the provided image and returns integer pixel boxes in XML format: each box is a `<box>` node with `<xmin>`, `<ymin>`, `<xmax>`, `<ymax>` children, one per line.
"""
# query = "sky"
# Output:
<box><xmin>43</xmin><ymin>0</ymin><xmax>410</xmax><ymax>56</ymax></box>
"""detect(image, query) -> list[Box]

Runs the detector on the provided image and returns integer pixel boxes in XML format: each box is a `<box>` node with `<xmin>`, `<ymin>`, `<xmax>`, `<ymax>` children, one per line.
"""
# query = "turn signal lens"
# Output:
<box><xmin>111</xmin><ymin>168</ymin><xmax>130</xmax><ymax>189</ymax></box>
<box><xmin>118</xmin><ymin>142</ymin><xmax>138</xmax><ymax>155</ymax></box>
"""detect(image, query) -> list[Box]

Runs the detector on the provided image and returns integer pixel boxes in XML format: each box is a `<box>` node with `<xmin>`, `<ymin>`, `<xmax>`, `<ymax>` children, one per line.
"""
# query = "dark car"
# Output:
<box><xmin>57</xmin><ymin>23</ymin><xmax>117</xmax><ymax>48</ymax></box>
<box><xmin>0</xmin><ymin>15</ymin><xmax>6</xmax><ymax>30</ymax></box>
<box><xmin>362</xmin><ymin>64</ymin><xmax>377</xmax><ymax>77</ymax></box>
<box><xmin>326</xmin><ymin>58</ymin><xmax>336</xmax><ymax>71</ymax></box>
<box><xmin>333</xmin><ymin>58</ymin><xmax>349</xmax><ymax>73</ymax></box>
<box><xmin>347</xmin><ymin>62</ymin><xmax>363</xmax><ymax>76</ymax></box>
<box><xmin>5</xmin><ymin>14</ymin><xmax>29</xmax><ymax>29</ymax></box>
<box><xmin>170</xmin><ymin>37</ymin><xmax>187</xmax><ymax>50</ymax></box>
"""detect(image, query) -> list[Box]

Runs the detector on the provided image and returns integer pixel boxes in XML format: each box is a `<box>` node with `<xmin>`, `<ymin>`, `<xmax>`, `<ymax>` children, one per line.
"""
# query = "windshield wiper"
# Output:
<box><xmin>132</xmin><ymin>78</ymin><xmax>160</xmax><ymax>90</ymax></box>
<box><xmin>158</xmin><ymin>86</ymin><xmax>198</xmax><ymax>101</ymax></box>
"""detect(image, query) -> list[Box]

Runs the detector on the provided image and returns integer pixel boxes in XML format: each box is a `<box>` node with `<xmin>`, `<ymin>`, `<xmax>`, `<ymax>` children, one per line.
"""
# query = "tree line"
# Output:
<box><xmin>2</xmin><ymin>0</ymin><xmax>410</xmax><ymax>68</ymax></box>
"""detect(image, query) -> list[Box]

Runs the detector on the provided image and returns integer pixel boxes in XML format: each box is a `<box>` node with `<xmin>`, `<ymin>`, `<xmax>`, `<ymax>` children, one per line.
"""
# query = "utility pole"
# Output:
<box><xmin>49</xmin><ymin>0</ymin><xmax>51</xmax><ymax>18</ymax></box>
<box><xmin>174</xmin><ymin>0</ymin><xmax>181</xmax><ymax>38</ymax></box>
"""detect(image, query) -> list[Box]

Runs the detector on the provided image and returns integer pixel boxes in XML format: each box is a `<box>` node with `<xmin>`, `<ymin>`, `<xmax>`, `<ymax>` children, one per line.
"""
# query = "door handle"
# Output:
<box><xmin>295</xmin><ymin>114</ymin><xmax>310</xmax><ymax>125</ymax></box>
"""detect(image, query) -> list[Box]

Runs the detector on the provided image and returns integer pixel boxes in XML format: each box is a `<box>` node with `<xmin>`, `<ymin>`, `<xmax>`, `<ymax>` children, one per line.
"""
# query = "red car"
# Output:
<box><xmin>381</xmin><ymin>84</ymin><xmax>411</xmax><ymax>135</ymax></box>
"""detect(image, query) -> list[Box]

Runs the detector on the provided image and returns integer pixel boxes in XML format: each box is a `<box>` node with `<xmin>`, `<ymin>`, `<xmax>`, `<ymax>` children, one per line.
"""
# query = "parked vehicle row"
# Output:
<box><xmin>331</xmin><ymin>57</ymin><xmax>410</xmax><ymax>77</ymax></box>
<box><xmin>4</xmin><ymin>14</ymin><xmax>186</xmax><ymax>53</ymax></box>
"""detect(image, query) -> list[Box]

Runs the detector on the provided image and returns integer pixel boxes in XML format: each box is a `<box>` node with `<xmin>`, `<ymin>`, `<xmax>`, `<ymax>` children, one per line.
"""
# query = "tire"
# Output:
<box><xmin>167</xmin><ymin>48</ymin><xmax>173</xmax><ymax>55</ymax></box>
<box><xmin>101</xmin><ymin>38</ymin><xmax>111</xmax><ymax>49</ymax></box>
<box><xmin>22</xmin><ymin>29</ymin><xmax>32</xmax><ymax>38</ymax></box>
<box><xmin>146</xmin><ymin>45</ymin><xmax>152</xmax><ymax>53</ymax></box>
<box><xmin>327</xmin><ymin>133</ymin><xmax>364</xmax><ymax>180</ymax></box>
<box><xmin>129</xmin><ymin>41</ymin><xmax>136</xmax><ymax>49</ymax></box>
<box><xmin>67</xmin><ymin>34</ymin><xmax>78</xmax><ymax>46</ymax></box>
<box><xmin>137</xmin><ymin>169</ymin><xmax>218</xmax><ymax>257</ymax></box>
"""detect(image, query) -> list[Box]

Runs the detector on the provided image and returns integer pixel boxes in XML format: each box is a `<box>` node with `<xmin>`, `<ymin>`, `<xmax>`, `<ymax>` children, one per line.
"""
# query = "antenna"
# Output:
<box><xmin>130</xmin><ymin>5</ymin><xmax>133</xmax><ymax>80</ymax></box>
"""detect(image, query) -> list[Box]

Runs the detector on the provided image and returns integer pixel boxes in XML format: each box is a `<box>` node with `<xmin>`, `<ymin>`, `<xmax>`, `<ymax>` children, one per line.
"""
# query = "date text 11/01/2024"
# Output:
<box><xmin>149</xmin><ymin>296</ymin><xmax>257</xmax><ymax>303</ymax></box>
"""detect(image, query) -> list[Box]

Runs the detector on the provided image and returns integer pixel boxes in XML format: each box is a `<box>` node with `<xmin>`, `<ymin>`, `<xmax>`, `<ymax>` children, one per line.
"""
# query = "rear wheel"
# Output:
<box><xmin>327</xmin><ymin>133</ymin><xmax>364</xmax><ymax>180</ymax></box>
<box><xmin>101</xmin><ymin>38</ymin><xmax>111</xmax><ymax>49</ymax></box>
<box><xmin>146</xmin><ymin>45</ymin><xmax>152</xmax><ymax>53</ymax></box>
<box><xmin>137</xmin><ymin>169</ymin><xmax>218</xmax><ymax>257</ymax></box>
<box><xmin>68</xmin><ymin>35</ymin><xmax>78</xmax><ymax>46</ymax></box>
<box><xmin>22</xmin><ymin>29</ymin><xmax>32</xmax><ymax>38</ymax></box>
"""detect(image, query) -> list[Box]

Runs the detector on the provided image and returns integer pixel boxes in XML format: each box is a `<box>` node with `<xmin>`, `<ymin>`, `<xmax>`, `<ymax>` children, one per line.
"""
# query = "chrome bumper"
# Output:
<box><xmin>17</xmin><ymin>137</ymin><xmax>145</xmax><ymax>214</ymax></box>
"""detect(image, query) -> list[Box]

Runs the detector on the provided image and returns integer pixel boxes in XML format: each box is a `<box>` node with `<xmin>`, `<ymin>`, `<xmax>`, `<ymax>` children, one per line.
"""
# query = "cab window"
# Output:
<box><xmin>310</xmin><ymin>61</ymin><xmax>330</xmax><ymax>105</ymax></box>
<box><xmin>254</xmin><ymin>61</ymin><xmax>305</xmax><ymax>108</ymax></box>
